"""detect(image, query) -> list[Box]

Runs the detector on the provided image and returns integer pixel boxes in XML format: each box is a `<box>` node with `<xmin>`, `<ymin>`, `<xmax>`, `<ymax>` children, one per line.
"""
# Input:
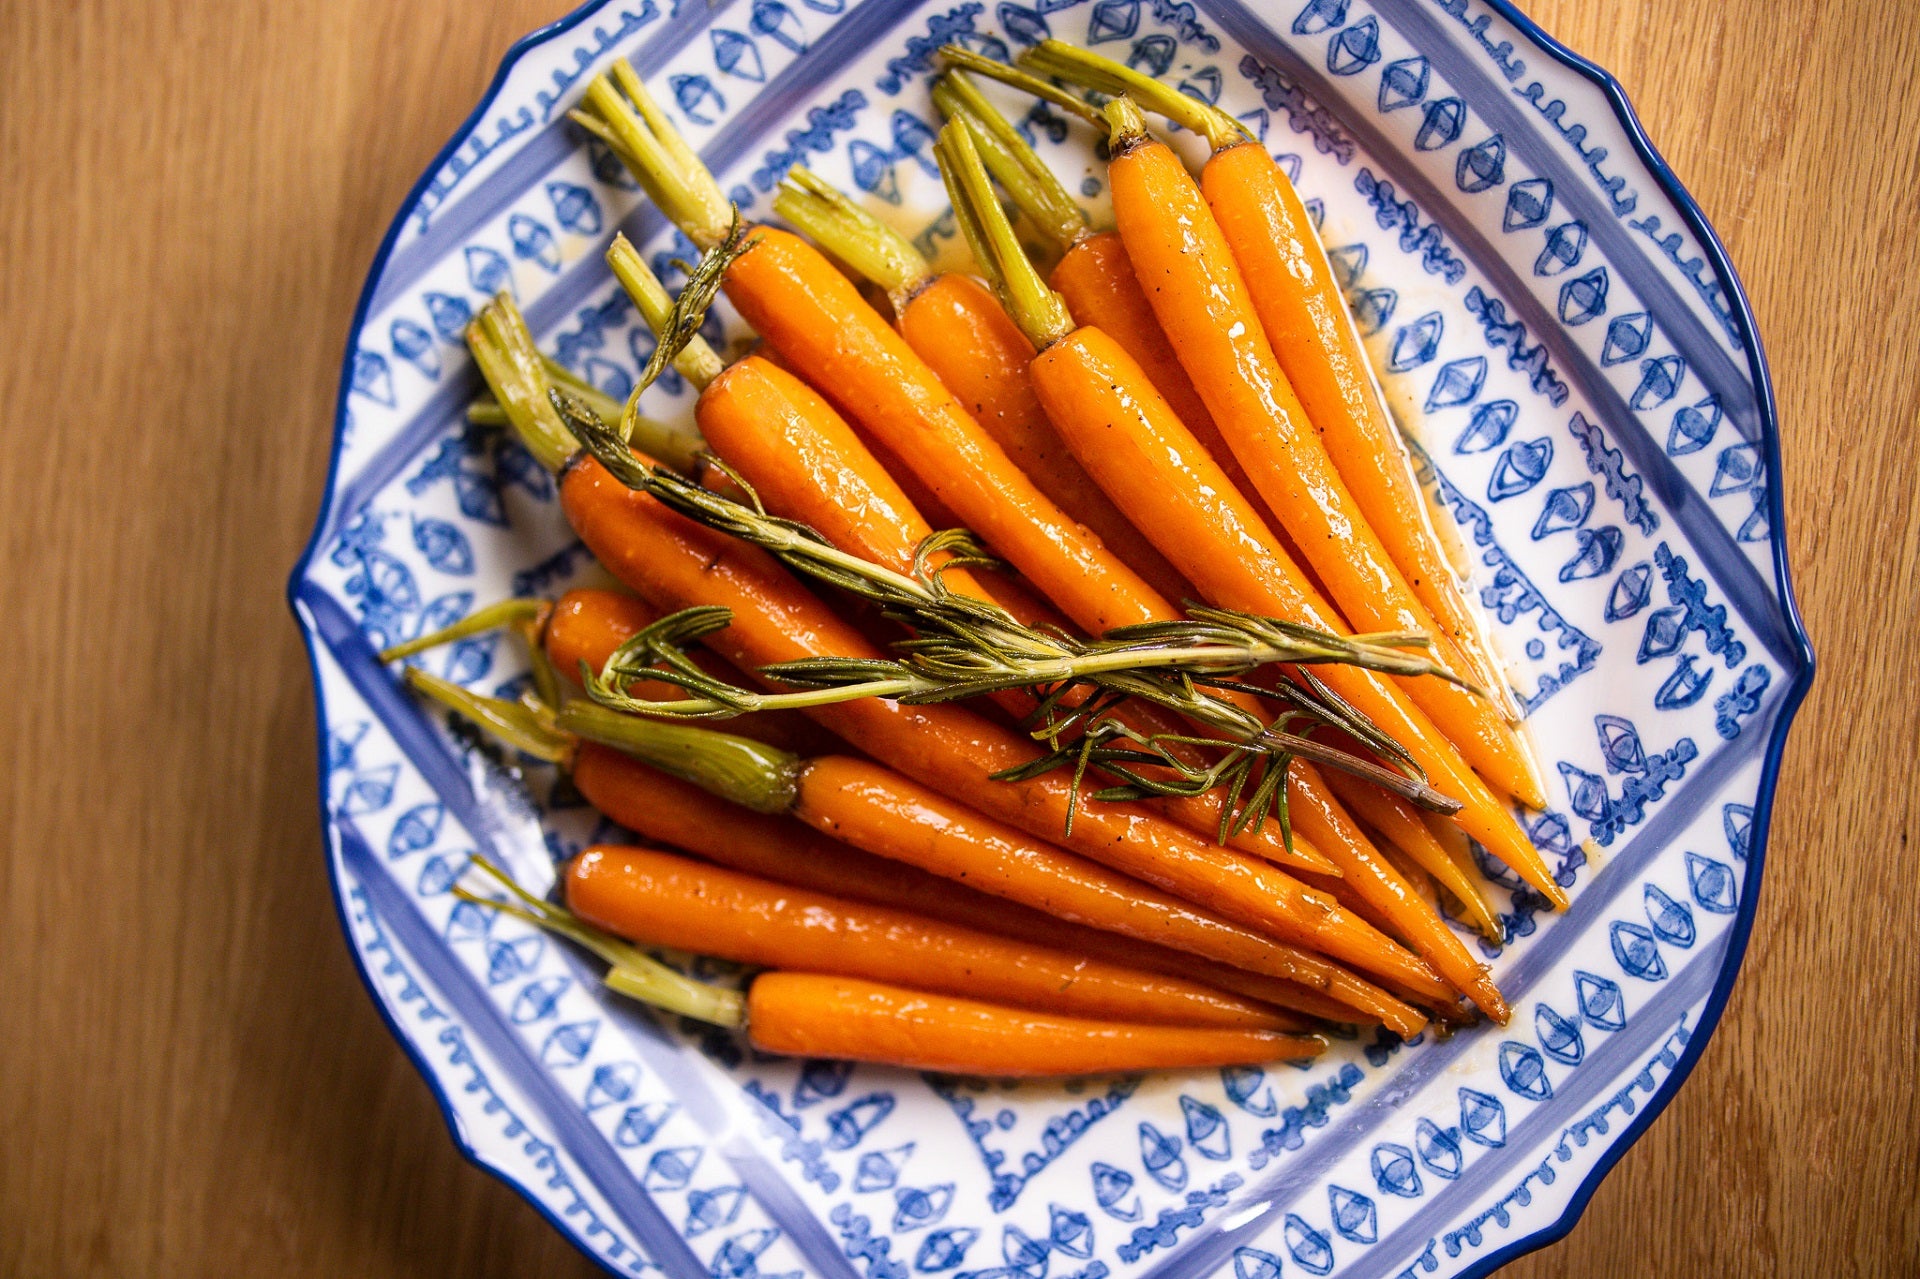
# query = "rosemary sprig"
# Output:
<box><xmin>553</xmin><ymin>387</ymin><xmax>1466</xmax><ymax>836</ymax></box>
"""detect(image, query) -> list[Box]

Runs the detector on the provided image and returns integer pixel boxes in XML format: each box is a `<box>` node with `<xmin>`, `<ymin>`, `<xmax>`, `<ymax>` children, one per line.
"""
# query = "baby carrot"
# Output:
<box><xmin>464</xmin><ymin>292</ymin><xmax>1453</xmax><ymax>995</ymax></box>
<box><xmin>746</xmin><ymin>973</ymin><xmax>1323</xmax><ymax>1075</ymax></box>
<box><xmin>772</xmin><ymin>169</ymin><xmax>1191</xmax><ymax>605</ymax></box>
<box><xmin>1018</xmin><ymin>315</ymin><xmax>1565</xmax><ymax>907</ymax></box>
<box><xmin>566</xmin><ymin>844</ymin><xmax>1299</xmax><ymax>1029</ymax></box>
<box><xmin>571</xmin><ymin>63</ymin><xmax>1173</xmax><ymax>639</ymax></box>
<box><xmin>465</xmin><ymin>858</ymin><xmax>1323</xmax><ymax>1074</ymax></box>
<box><xmin>1020</xmin><ymin>41</ymin><xmax>1514</xmax><ymax>707</ymax></box>
<box><xmin>566</xmin><ymin>745</ymin><xmax>1377</xmax><ymax>1032</ymax></box>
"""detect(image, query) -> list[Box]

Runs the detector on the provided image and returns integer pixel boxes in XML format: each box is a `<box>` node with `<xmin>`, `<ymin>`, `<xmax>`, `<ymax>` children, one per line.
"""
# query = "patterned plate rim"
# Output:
<box><xmin>285</xmin><ymin>2</ymin><xmax>1816</xmax><ymax>1274</ymax></box>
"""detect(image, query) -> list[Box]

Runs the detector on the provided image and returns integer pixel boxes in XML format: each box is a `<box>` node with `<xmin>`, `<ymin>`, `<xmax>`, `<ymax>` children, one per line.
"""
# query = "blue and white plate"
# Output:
<box><xmin>289</xmin><ymin>3</ymin><xmax>1812</xmax><ymax>1275</ymax></box>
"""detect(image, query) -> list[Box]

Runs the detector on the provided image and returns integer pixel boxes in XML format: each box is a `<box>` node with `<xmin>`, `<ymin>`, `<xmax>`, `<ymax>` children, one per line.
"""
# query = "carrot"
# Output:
<box><xmin>1199</xmin><ymin>143</ymin><xmax>1504</xmax><ymax>695</ymax></box>
<box><xmin>1018</xmin><ymin>315</ymin><xmax>1566</xmax><ymax>907</ymax></box>
<box><xmin>691</xmin><ymin>346</ymin><xmax>1334</xmax><ymax>877</ymax></box>
<box><xmin>927</xmin><ymin>65</ymin><xmax>1291</xmax><ymax>549</ymax></box>
<box><xmin>772</xmin><ymin>169</ymin><xmax>1191</xmax><ymax>605</ymax></box>
<box><xmin>463</xmin><ymin>291</ymin><xmax>1450</xmax><ymax>998</ymax></box>
<box><xmin>567</xmin><ymin>744</ymin><xmax>1365</xmax><ymax>1031</ymax></box>
<box><xmin>1319</xmin><ymin>766</ymin><xmax>1507</xmax><ymax>945</ymax></box>
<box><xmin>543</xmin><ymin>587</ymin><xmax>840</xmax><ymax>756</ymax></box>
<box><xmin>565</xmin><ymin>844</ymin><xmax>1299</xmax><ymax>1029</ymax></box>
<box><xmin>571</xmin><ymin>67</ymin><xmax>1174</xmax><ymax>639</ymax></box>
<box><xmin>461</xmin><ymin>856</ymin><xmax>1323</xmax><ymax>1074</ymax></box>
<box><xmin>544</xmin><ymin>663</ymin><xmax>1430</xmax><ymax>1033</ymax></box>
<box><xmin>746</xmin><ymin>973</ymin><xmax>1321</xmax><ymax>1075</ymax></box>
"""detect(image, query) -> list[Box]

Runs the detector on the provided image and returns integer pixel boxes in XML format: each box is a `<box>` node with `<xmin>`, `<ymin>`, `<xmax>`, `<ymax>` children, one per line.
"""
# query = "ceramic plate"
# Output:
<box><xmin>290</xmin><ymin>2</ymin><xmax>1811</xmax><ymax>1275</ymax></box>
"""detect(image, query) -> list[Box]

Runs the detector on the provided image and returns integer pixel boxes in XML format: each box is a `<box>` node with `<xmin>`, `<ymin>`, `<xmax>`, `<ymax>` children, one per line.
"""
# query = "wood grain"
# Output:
<box><xmin>1</xmin><ymin>1</ymin><xmax>1913</xmax><ymax>1275</ymax></box>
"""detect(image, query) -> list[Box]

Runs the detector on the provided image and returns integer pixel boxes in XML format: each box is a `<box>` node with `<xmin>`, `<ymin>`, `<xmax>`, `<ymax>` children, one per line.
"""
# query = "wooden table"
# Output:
<box><xmin>3</xmin><ymin>1</ymin><xmax>1913</xmax><ymax>1274</ymax></box>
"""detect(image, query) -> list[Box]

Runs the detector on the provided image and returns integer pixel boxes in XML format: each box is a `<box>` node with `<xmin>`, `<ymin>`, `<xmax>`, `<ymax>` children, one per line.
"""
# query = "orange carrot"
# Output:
<box><xmin>889</xmin><ymin>271</ymin><xmax>1192</xmax><ymax>605</ymax></box>
<box><xmin>1021</xmin><ymin>318</ymin><xmax>1565</xmax><ymax>907</ymax></box>
<box><xmin>692</xmin><ymin>349</ymin><xmax>1333</xmax><ymax>877</ymax></box>
<box><xmin>745</xmin><ymin>973</ymin><xmax>1322</xmax><ymax>1075</ymax></box>
<box><xmin>555</xmin><ymin>456</ymin><xmax>1451</xmax><ymax>991</ymax></box>
<box><xmin>1200</xmin><ymin>142</ymin><xmax>1504</xmax><ymax>694</ymax></box>
<box><xmin>566</xmin><ymin>844</ymin><xmax>1298</xmax><ymax>1029</ymax></box>
<box><xmin>567</xmin><ymin>744</ymin><xmax>1368</xmax><ymax>1030</ymax></box>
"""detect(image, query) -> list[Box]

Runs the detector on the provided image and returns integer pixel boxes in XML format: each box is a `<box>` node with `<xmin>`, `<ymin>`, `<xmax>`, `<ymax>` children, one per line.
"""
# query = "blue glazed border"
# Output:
<box><xmin>285</xmin><ymin>2</ymin><xmax>1817</xmax><ymax>1277</ymax></box>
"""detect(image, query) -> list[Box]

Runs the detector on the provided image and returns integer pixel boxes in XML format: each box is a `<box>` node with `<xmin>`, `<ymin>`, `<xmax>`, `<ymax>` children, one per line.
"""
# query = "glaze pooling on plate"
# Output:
<box><xmin>289</xmin><ymin>2</ymin><xmax>1811</xmax><ymax>1276</ymax></box>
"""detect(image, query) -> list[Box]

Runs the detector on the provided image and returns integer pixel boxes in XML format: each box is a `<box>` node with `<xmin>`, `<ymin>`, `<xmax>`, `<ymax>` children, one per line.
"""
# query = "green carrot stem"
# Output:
<box><xmin>606</xmin><ymin>233</ymin><xmax>726</xmax><ymax>391</ymax></box>
<box><xmin>467</xmin><ymin>294</ymin><xmax>580</xmax><ymax>473</ymax></box>
<box><xmin>572</xmin><ymin>60</ymin><xmax>732</xmax><ymax>248</ymax></box>
<box><xmin>931</xmin><ymin>72</ymin><xmax>1086</xmax><ymax>255</ymax></box>
<box><xmin>933</xmin><ymin>118</ymin><xmax>1073</xmax><ymax>350</ymax></box>
<box><xmin>402</xmin><ymin>667</ymin><xmax>574</xmax><ymax>763</ymax></box>
<box><xmin>465</xmin><ymin>290</ymin><xmax>704</xmax><ymax>476</ymax></box>
<box><xmin>1018</xmin><ymin>39</ymin><xmax>1249</xmax><ymax>151</ymax></box>
<box><xmin>554</xmin><ymin>701</ymin><xmax>803</xmax><ymax>815</ymax></box>
<box><xmin>772</xmin><ymin>167</ymin><xmax>932</xmax><ymax>303</ymax></box>
<box><xmin>456</xmin><ymin>862</ymin><xmax>746</xmax><ymax>1028</ymax></box>
<box><xmin>936</xmin><ymin>45</ymin><xmax>1105</xmax><ymax>128</ymax></box>
<box><xmin>379</xmin><ymin>598</ymin><xmax>549</xmax><ymax>663</ymax></box>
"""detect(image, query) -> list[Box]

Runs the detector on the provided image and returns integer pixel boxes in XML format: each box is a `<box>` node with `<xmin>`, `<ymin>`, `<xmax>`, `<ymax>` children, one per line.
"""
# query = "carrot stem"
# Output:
<box><xmin>934</xmin><ymin>118</ymin><xmax>1072</xmax><ymax>350</ymax></box>
<box><xmin>572</xmin><ymin>59</ymin><xmax>731</xmax><ymax>247</ymax></box>
<box><xmin>378</xmin><ymin>597</ymin><xmax>548</xmax><ymax>663</ymax></box>
<box><xmin>772</xmin><ymin>168</ymin><xmax>932</xmax><ymax>304</ymax></box>
<box><xmin>466</xmin><ymin>291</ymin><xmax>702</xmax><ymax>474</ymax></box>
<box><xmin>606</xmin><ymin>233</ymin><xmax>726</xmax><ymax>392</ymax></box>
<box><xmin>930</xmin><ymin>70</ymin><xmax>1086</xmax><ymax>254</ymax></box>
<box><xmin>1018</xmin><ymin>39</ymin><xmax>1247</xmax><ymax>150</ymax></box>
<box><xmin>456</xmin><ymin>857</ymin><xmax>748</xmax><ymax>1027</ymax></box>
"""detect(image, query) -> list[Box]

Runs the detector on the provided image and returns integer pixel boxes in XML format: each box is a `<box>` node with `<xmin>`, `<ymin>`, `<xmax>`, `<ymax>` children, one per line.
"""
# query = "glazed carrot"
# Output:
<box><xmin>463</xmin><ymin>858</ymin><xmax>1323</xmax><ymax>1074</ymax></box>
<box><xmin>928</xmin><ymin>64</ymin><xmax>1291</xmax><ymax>546</ymax></box>
<box><xmin>1020</xmin><ymin>46</ymin><xmax>1505</xmax><ymax>697</ymax></box>
<box><xmin>571</xmin><ymin>66</ymin><xmax>1173</xmax><ymax>639</ymax></box>
<box><xmin>1319</xmin><ymin>766</ymin><xmax>1506</xmax><ymax>944</ymax></box>
<box><xmin>691</xmin><ymin>346</ymin><xmax>1333</xmax><ymax>877</ymax></box>
<box><xmin>543</xmin><ymin>588</ymin><xmax>840</xmax><ymax>757</ymax></box>
<box><xmin>1018</xmin><ymin>315</ymin><xmax>1565</xmax><ymax>906</ymax></box>
<box><xmin>567</xmin><ymin>745</ymin><xmax>1378</xmax><ymax>1031</ymax></box>
<box><xmin>464</xmin><ymin>292</ymin><xmax>1451</xmax><ymax>997</ymax></box>
<box><xmin>746</xmin><ymin>973</ymin><xmax>1322</xmax><ymax>1075</ymax></box>
<box><xmin>772</xmin><ymin>170</ymin><xmax>1192</xmax><ymax>605</ymax></box>
<box><xmin>565</xmin><ymin>845</ymin><xmax>1299</xmax><ymax>1029</ymax></box>
<box><xmin>1007</xmin><ymin>70</ymin><xmax>1538</xmax><ymax>811</ymax></box>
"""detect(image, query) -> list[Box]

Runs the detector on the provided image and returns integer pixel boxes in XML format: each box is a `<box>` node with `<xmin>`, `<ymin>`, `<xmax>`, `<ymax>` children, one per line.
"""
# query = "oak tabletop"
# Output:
<box><xmin>2</xmin><ymin>1</ymin><xmax>1915</xmax><ymax>1275</ymax></box>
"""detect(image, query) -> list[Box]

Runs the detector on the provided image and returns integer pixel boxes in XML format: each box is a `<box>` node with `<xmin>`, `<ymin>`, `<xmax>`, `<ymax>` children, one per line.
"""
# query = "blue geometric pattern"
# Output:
<box><xmin>289</xmin><ymin>3</ymin><xmax>1811</xmax><ymax>1279</ymax></box>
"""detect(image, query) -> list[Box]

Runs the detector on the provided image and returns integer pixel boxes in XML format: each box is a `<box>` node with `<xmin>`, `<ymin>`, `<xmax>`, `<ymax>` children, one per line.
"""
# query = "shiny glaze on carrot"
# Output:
<box><xmin>567</xmin><ymin>845</ymin><xmax>1297</xmax><ymax>1029</ymax></box>
<box><xmin>1024</xmin><ymin>325</ymin><xmax>1565</xmax><ymax>907</ymax></box>
<box><xmin>1202</xmin><ymin>142</ymin><xmax>1503</xmax><ymax>695</ymax></box>
<box><xmin>1105</xmin><ymin>138</ymin><xmax>1545</xmax><ymax>811</ymax></box>
<box><xmin>558</xmin><ymin>453</ymin><xmax>1456</xmax><ymax>985</ymax></box>
<box><xmin>744</xmin><ymin>972</ymin><xmax>1323</xmax><ymax>1075</ymax></box>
